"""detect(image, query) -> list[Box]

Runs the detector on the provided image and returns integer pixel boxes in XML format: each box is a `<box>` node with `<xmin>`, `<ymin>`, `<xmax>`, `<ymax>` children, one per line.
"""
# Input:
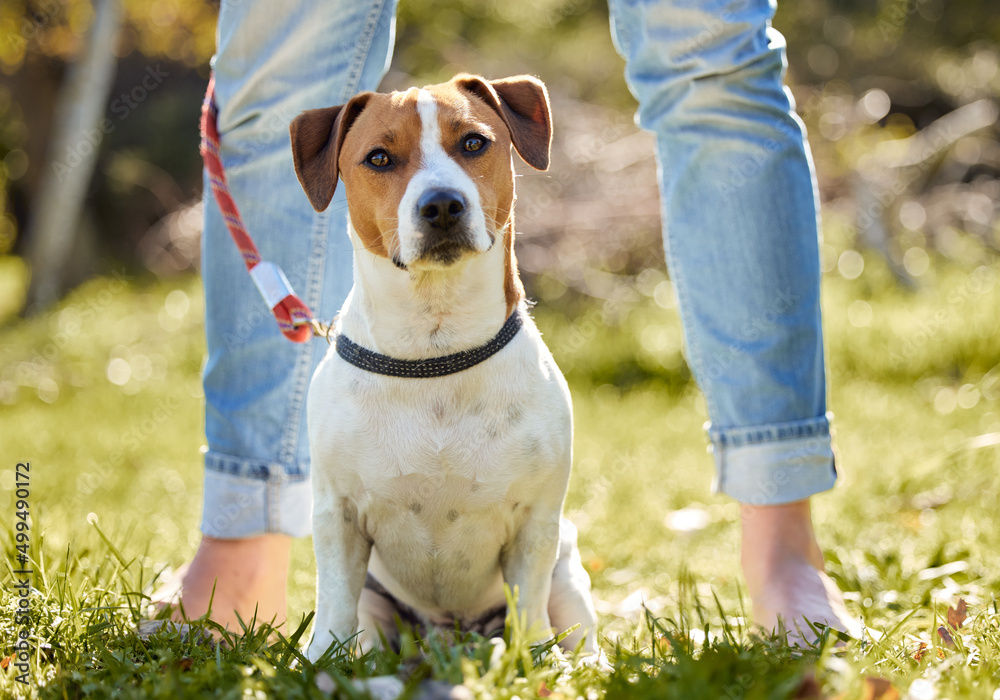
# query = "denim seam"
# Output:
<box><xmin>275</xmin><ymin>211</ymin><xmax>328</xmax><ymax>469</ymax></box>
<box><xmin>716</xmin><ymin>447</ymin><xmax>728</xmax><ymax>496</ymax></box>
<box><xmin>305</xmin><ymin>211</ymin><xmax>329</xmax><ymax>330</ymax></box>
<box><xmin>205</xmin><ymin>449</ymin><xmax>310</xmax><ymax>483</ymax></box>
<box><xmin>339</xmin><ymin>0</ymin><xmax>388</xmax><ymax>103</ymax></box>
<box><xmin>662</xmin><ymin>219</ymin><xmax>720</xmax><ymax>421</ymax></box>
<box><xmin>277</xmin><ymin>328</ymin><xmax>313</xmax><ymax>469</ymax></box>
<box><xmin>709</xmin><ymin>414</ymin><xmax>832</xmax><ymax>448</ymax></box>
<box><xmin>277</xmin><ymin>0</ymin><xmax>388</xmax><ymax>473</ymax></box>
<box><xmin>711</xmin><ymin>430</ymin><xmax>837</xmax><ymax>505</ymax></box>
<box><xmin>268</xmin><ymin>477</ymin><xmax>279</xmax><ymax>534</ymax></box>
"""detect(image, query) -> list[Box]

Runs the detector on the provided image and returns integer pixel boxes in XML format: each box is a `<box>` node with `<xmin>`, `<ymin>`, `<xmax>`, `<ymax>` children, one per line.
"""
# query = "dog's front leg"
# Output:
<box><xmin>307</xmin><ymin>496</ymin><xmax>372</xmax><ymax>663</ymax></box>
<box><xmin>500</xmin><ymin>492</ymin><xmax>566</xmax><ymax>643</ymax></box>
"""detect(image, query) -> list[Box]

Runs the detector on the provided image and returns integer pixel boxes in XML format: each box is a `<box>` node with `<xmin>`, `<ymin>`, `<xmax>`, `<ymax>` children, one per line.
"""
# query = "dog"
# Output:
<box><xmin>289</xmin><ymin>74</ymin><xmax>598</xmax><ymax>662</ymax></box>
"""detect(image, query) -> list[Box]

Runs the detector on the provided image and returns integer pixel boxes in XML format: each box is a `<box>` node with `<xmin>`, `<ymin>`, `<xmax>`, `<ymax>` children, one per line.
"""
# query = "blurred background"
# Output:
<box><xmin>2</xmin><ymin>0</ymin><xmax>1000</xmax><ymax>601</ymax></box>
<box><xmin>0</xmin><ymin>0</ymin><xmax>998</xmax><ymax>320</ymax></box>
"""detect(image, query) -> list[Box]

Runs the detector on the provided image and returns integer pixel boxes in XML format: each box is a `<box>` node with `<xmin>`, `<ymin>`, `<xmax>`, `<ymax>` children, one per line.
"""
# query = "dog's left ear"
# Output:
<box><xmin>290</xmin><ymin>93</ymin><xmax>372</xmax><ymax>211</ymax></box>
<box><xmin>456</xmin><ymin>74</ymin><xmax>552</xmax><ymax>171</ymax></box>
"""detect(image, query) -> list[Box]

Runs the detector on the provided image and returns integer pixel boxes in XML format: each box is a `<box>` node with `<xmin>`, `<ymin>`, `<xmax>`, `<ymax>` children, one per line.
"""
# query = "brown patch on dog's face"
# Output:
<box><xmin>335</xmin><ymin>89</ymin><xmax>424</xmax><ymax>264</ymax></box>
<box><xmin>292</xmin><ymin>75</ymin><xmax>552</xmax><ymax>316</ymax></box>
<box><xmin>336</xmin><ymin>83</ymin><xmax>520</xmax><ymax>297</ymax></box>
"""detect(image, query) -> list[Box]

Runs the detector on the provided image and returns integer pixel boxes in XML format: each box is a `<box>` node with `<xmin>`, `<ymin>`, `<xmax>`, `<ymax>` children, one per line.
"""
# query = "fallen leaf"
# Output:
<box><xmin>0</xmin><ymin>656</ymin><xmax>10</xmax><ymax>670</ymax></box>
<box><xmin>793</xmin><ymin>673</ymin><xmax>821</xmax><ymax>698</ymax></box>
<box><xmin>538</xmin><ymin>682</ymin><xmax>552</xmax><ymax>697</ymax></box>
<box><xmin>860</xmin><ymin>677</ymin><xmax>899</xmax><ymax>700</ymax></box>
<box><xmin>946</xmin><ymin>598</ymin><xmax>967</xmax><ymax>629</ymax></box>
<box><xmin>937</xmin><ymin>625</ymin><xmax>954</xmax><ymax>645</ymax></box>
<box><xmin>835</xmin><ymin>677</ymin><xmax>900</xmax><ymax>700</ymax></box>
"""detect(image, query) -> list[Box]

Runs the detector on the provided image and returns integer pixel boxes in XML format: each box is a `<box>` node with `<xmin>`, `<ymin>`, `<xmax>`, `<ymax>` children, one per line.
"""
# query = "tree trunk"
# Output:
<box><xmin>23</xmin><ymin>0</ymin><xmax>121</xmax><ymax>314</ymax></box>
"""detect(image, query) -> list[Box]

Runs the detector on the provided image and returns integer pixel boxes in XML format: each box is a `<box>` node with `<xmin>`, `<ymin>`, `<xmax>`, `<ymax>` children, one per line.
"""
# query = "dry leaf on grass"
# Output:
<box><xmin>946</xmin><ymin>598</ymin><xmax>967</xmax><ymax>630</ymax></box>
<box><xmin>830</xmin><ymin>676</ymin><xmax>899</xmax><ymax>700</ymax></box>
<box><xmin>793</xmin><ymin>673</ymin><xmax>821</xmax><ymax>698</ymax></box>
<box><xmin>861</xmin><ymin>677</ymin><xmax>900</xmax><ymax>700</ymax></box>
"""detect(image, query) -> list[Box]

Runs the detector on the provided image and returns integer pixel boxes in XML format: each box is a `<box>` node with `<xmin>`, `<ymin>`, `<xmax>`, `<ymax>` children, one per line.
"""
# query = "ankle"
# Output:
<box><xmin>179</xmin><ymin>534</ymin><xmax>291</xmax><ymax>627</ymax></box>
<box><xmin>740</xmin><ymin>500</ymin><xmax>825</xmax><ymax>581</ymax></box>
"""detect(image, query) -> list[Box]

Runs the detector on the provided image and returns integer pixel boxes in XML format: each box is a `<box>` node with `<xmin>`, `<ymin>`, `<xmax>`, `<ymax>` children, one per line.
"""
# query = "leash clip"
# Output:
<box><xmin>307</xmin><ymin>318</ymin><xmax>335</xmax><ymax>344</ymax></box>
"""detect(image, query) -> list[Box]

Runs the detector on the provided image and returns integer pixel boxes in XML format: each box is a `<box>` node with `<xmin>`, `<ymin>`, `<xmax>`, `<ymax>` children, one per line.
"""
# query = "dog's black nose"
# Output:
<box><xmin>418</xmin><ymin>189</ymin><xmax>466</xmax><ymax>229</ymax></box>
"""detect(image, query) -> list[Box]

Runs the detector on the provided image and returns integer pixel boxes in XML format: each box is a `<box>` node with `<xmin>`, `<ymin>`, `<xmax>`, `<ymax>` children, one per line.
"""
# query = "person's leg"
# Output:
<box><xmin>606</xmin><ymin>0</ymin><xmax>855</xmax><ymax>636</ymax></box>
<box><xmin>174</xmin><ymin>0</ymin><xmax>398</xmax><ymax>631</ymax></box>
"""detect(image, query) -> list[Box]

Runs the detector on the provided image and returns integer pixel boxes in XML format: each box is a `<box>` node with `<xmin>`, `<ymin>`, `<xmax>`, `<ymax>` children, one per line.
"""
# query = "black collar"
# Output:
<box><xmin>335</xmin><ymin>309</ymin><xmax>524</xmax><ymax>378</ymax></box>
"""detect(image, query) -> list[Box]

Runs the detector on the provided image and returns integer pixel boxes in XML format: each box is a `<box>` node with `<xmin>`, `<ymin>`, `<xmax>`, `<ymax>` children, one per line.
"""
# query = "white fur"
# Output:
<box><xmin>306</xmin><ymin>88</ymin><xmax>597</xmax><ymax>662</ymax></box>
<box><xmin>394</xmin><ymin>90</ymin><xmax>494</xmax><ymax>267</ymax></box>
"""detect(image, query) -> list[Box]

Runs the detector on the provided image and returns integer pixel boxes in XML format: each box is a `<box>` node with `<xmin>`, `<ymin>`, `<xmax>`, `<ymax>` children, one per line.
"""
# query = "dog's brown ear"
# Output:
<box><xmin>455</xmin><ymin>74</ymin><xmax>552</xmax><ymax>171</ymax></box>
<box><xmin>290</xmin><ymin>93</ymin><xmax>372</xmax><ymax>211</ymax></box>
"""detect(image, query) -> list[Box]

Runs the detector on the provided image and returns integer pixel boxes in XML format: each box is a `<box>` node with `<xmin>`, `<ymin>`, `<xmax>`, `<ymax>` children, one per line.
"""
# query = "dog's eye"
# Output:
<box><xmin>366</xmin><ymin>150</ymin><xmax>392</xmax><ymax>168</ymax></box>
<box><xmin>463</xmin><ymin>135</ymin><xmax>487</xmax><ymax>153</ymax></box>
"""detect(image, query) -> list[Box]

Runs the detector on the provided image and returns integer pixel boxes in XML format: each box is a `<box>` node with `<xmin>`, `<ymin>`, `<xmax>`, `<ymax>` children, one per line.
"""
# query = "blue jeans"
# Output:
<box><xmin>200</xmin><ymin>0</ymin><xmax>835</xmax><ymax>538</ymax></box>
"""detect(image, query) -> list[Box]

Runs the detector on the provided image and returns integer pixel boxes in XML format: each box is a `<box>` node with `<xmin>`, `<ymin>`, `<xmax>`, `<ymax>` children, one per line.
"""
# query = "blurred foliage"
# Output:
<box><xmin>391</xmin><ymin>0</ymin><xmax>630</xmax><ymax>106</ymax></box>
<box><xmin>2</xmin><ymin>257</ymin><xmax>1000</xmax><ymax>696</ymax></box>
<box><xmin>0</xmin><ymin>0</ymin><xmax>997</xmax><ymax>308</ymax></box>
<box><xmin>0</xmin><ymin>0</ymin><xmax>216</xmax><ymax>71</ymax></box>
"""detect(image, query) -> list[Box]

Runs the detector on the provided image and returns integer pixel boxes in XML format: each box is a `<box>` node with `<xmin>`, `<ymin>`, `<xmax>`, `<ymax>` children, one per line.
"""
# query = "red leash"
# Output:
<box><xmin>200</xmin><ymin>77</ymin><xmax>320</xmax><ymax>343</ymax></box>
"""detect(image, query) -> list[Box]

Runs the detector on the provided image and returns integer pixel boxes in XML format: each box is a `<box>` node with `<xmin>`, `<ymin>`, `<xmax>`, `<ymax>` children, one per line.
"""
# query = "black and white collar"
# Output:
<box><xmin>335</xmin><ymin>309</ymin><xmax>524</xmax><ymax>378</ymax></box>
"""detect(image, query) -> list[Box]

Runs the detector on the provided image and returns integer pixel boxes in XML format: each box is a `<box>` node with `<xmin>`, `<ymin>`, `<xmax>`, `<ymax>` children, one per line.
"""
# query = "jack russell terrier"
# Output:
<box><xmin>289</xmin><ymin>74</ymin><xmax>598</xmax><ymax>661</ymax></box>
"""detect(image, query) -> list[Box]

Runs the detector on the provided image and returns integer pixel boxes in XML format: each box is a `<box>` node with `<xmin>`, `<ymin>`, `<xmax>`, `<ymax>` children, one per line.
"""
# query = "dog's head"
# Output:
<box><xmin>290</xmin><ymin>74</ymin><xmax>551</xmax><ymax>305</ymax></box>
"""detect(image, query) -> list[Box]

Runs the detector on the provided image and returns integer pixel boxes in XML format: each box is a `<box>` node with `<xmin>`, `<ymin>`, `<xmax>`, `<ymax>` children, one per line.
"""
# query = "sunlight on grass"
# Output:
<box><xmin>0</xmin><ymin>255</ymin><xmax>28</xmax><ymax>323</ymax></box>
<box><xmin>2</xmin><ymin>252</ymin><xmax>1000</xmax><ymax>698</ymax></box>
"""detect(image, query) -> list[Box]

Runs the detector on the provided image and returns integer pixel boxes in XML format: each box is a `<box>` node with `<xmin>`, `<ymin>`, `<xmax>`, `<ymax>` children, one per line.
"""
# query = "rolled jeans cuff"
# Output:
<box><xmin>708</xmin><ymin>414</ymin><xmax>837</xmax><ymax>506</ymax></box>
<box><xmin>200</xmin><ymin>451</ymin><xmax>312</xmax><ymax>538</ymax></box>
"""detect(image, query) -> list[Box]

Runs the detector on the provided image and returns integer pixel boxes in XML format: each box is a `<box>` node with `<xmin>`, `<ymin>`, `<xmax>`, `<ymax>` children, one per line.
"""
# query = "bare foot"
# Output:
<box><xmin>740</xmin><ymin>500</ymin><xmax>860</xmax><ymax>644</ymax></box>
<box><xmin>152</xmin><ymin>534</ymin><xmax>291</xmax><ymax>633</ymax></box>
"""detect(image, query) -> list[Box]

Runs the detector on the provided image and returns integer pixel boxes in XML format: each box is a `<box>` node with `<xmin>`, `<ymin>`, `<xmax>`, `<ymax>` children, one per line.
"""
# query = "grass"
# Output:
<box><xmin>1</xmin><ymin>239</ymin><xmax>999</xmax><ymax>698</ymax></box>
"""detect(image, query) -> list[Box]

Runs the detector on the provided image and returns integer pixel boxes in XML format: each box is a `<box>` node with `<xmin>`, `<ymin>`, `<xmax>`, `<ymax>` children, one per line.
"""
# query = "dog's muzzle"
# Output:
<box><xmin>416</xmin><ymin>188</ymin><xmax>475</xmax><ymax>265</ymax></box>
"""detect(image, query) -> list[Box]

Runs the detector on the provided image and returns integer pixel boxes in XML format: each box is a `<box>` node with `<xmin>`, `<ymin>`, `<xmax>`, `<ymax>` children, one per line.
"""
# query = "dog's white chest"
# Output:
<box><xmin>308</xmin><ymin>324</ymin><xmax>571</xmax><ymax>616</ymax></box>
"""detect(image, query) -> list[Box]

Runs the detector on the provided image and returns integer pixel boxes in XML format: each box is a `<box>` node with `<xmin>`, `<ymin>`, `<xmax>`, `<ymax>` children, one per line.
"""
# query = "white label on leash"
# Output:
<box><xmin>249</xmin><ymin>261</ymin><xmax>294</xmax><ymax>309</ymax></box>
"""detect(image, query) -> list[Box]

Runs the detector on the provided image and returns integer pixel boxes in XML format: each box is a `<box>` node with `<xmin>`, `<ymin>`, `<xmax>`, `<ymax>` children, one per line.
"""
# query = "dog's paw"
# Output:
<box><xmin>315</xmin><ymin>674</ymin><xmax>472</xmax><ymax>700</ymax></box>
<box><xmin>314</xmin><ymin>673</ymin><xmax>404</xmax><ymax>699</ymax></box>
<box><xmin>306</xmin><ymin>631</ymin><xmax>336</xmax><ymax>664</ymax></box>
<box><xmin>357</xmin><ymin>676</ymin><xmax>406</xmax><ymax>700</ymax></box>
<box><xmin>577</xmin><ymin>650</ymin><xmax>613</xmax><ymax>673</ymax></box>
